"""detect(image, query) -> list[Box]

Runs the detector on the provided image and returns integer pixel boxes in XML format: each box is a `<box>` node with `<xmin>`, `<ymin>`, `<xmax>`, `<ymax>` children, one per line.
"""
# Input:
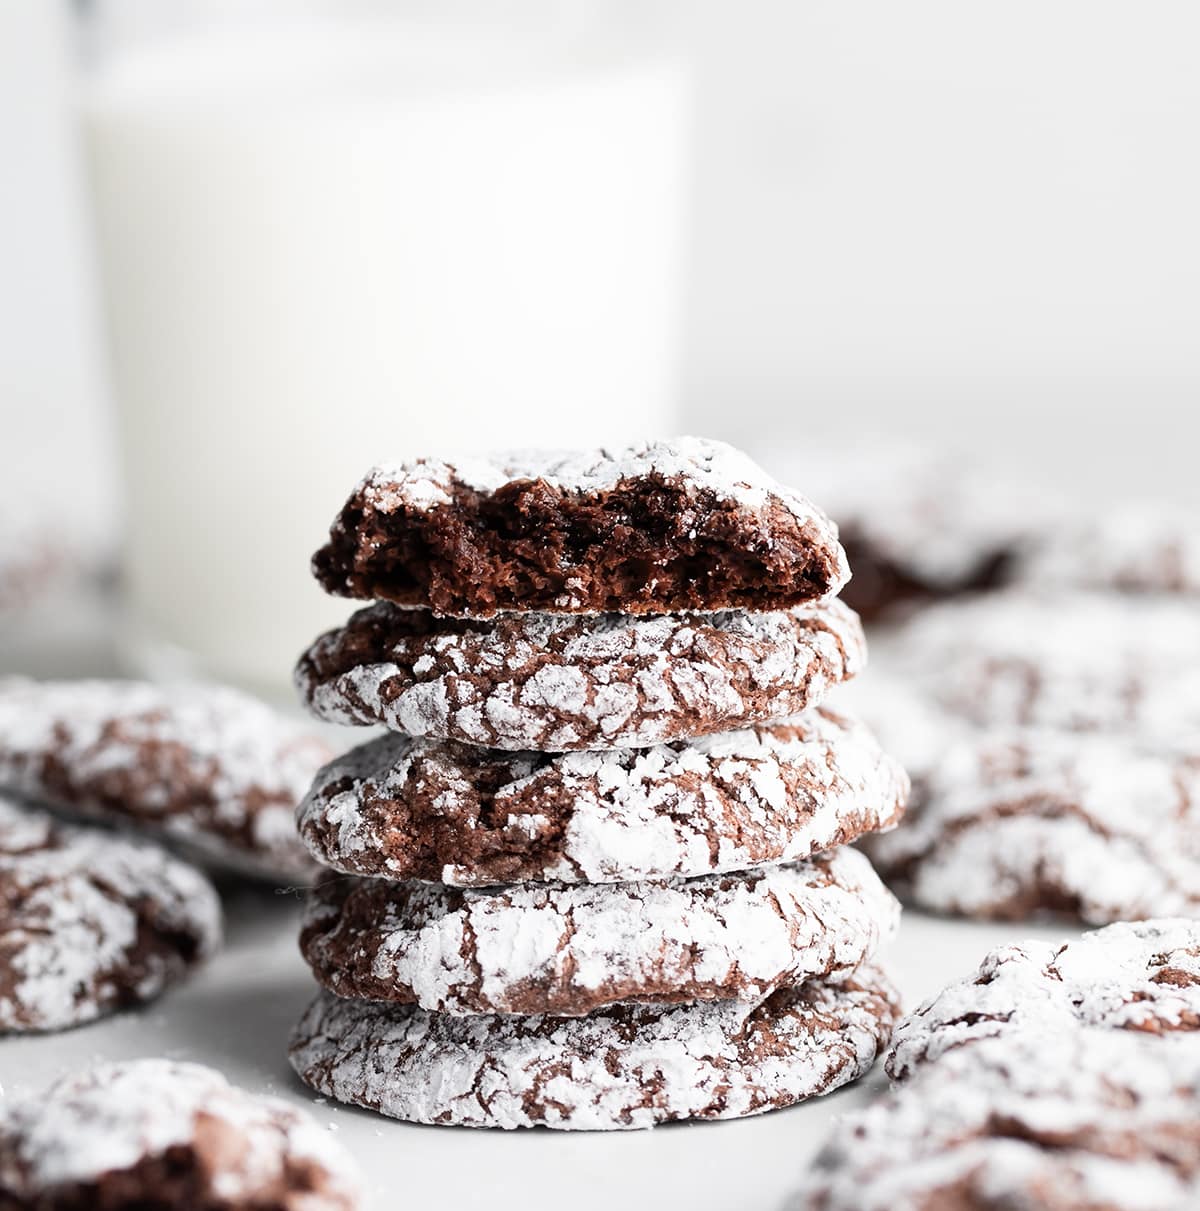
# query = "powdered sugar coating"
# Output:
<box><xmin>890</xmin><ymin>591</ymin><xmax>1200</xmax><ymax>733</ymax></box>
<box><xmin>770</xmin><ymin>444</ymin><xmax>1035</xmax><ymax>593</ymax></box>
<box><xmin>313</xmin><ymin>438</ymin><xmax>851</xmax><ymax>618</ymax></box>
<box><xmin>0</xmin><ymin>796</ymin><xmax>221</xmax><ymax>1032</ymax></box>
<box><xmin>288</xmin><ymin>963</ymin><xmax>899</xmax><ymax>1130</ymax></box>
<box><xmin>296</xmin><ymin>707</ymin><xmax>908</xmax><ymax>885</ymax></box>
<box><xmin>0</xmin><ymin>1059</ymin><xmax>362</xmax><ymax>1208</ymax></box>
<box><xmin>799</xmin><ymin>1030</ymin><xmax>1200</xmax><ymax>1211</ymax></box>
<box><xmin>300</xmin><ymin>848</ymin><xmax>899</xmax><ymax>1017</ymax></box>
<box><xmin>865</xmin><ymin>729</ymin><xmax>1200</xmax><ymax>923</ymax></box>
<box><xmin>1018</xmin><ymin>503</ymin><xmax>1200</xmax><ymax>596</ymax></box>
<box><xmin>296</xmin><ymin>600</ymin><xmax>865</xmax><ymax>752</ymax></box>
<box><xmin>356</xmin><ymin>436</ymin><xmax>839</xmax><ymax>528</ymax></box>
<box><xmin>887</xmin><ymin>918</ymin><xmax>1200</xmax><ymax>1080</ymax></box>
<box><xmin>0</xmin><ymin>678</ymin><xmax>332</xmax><ymax>881</ymax></box>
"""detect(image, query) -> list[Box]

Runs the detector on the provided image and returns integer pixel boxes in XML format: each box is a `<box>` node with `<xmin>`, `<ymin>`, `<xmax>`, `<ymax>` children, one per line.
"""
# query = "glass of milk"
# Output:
<box><xmin>77</xmin><ymin>2</ymin><xmax>689</xmax><ymax>699</ymax></box>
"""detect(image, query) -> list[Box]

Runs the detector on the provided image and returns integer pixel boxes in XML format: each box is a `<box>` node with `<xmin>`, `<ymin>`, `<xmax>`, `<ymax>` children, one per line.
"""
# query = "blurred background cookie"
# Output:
<box><xmin>0</xmin><ymin>1058</ymin><xmax>362</xmax><ymax>1209</ymax></box>
<box><xmin>0</xmin><ymin>679</ymin><xmax>332</xmax><ymax>882</ymax></box>
<box><xmin>797</xmin><ymin>1029</ymin><xmax>1200</xmax><ymax>1211</ymax></box>
<box><xmin>887</xmin><ymin>918</ymin><xmax>1200</xmax><ymax>1080</ymax></box>
<box><xmin>0</xmin><ymin>796</ymin><xmax>220</xmax><ymax>1033</ymax></box>
<box><xmin>866</xmin><ymin>729</ymin><xmax>1200</xmax><ymax>923</ymax></box>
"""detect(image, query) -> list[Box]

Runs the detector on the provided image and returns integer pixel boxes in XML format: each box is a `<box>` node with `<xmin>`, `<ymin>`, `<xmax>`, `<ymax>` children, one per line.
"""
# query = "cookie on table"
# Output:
<box><xmin>0</xmin><ymin>678</ymin><xmax>333</xmax><ymax>882</ymax></box>
<box><xmin>300</xmin><ymin>847</ymin><xmax>898</xmax><ymax>1017</ymax></box>
<box><xmin>887</xmin><ymin>918</ymin><xmax>1200</xmax><ymax>1080</ymax></box>
<box><xmin>889</xmin><ymin>591</ymin><xmax>1200</xmax><ymax>733</ymax></box>
<box><xmin>865</xmin><ymin>729</ymin><xmax>1200</xmax><ymax>924</ymax></box>
<box><xmin>0</xmin><ymin>1059</ymin><xmax>362</xmax><ymax>1209</ymax></box>
<box><xmin>289</xmin><ymin>962</ymin><xmax>899</xmax><ymax>1130</ymax></box>
<box><xmin>1017</xmin><ymin>503</ymin><xmax>1200</xmax><ymax>596</ymax></box>
<box><xmin>295</xmin><ymin>598</ymin><xmax>865</xmax><ymax>752</ymax></box>
<box><xmin>312</xmin><ymin>437</ymin><xmax>848</xmax><ymax>618</ymax></box>
<box><xmin>0</xmin><ymin>797</ymin><xmax>220</xmax><ymax>1033</ymax></box>
<box><xmin>768</xmin><ymin>445</ymin><xmax>1033</xmax><ymax>622</ymax></box>
<box><xmin>798</xmin><ymin>1030</ymin><xmax>1200</xmax><ymax>1211</ymax></box>
<box><xmin>297</xmin><ymin>706</ymin><xmax>908</xmax><ymax>886</ymax></box>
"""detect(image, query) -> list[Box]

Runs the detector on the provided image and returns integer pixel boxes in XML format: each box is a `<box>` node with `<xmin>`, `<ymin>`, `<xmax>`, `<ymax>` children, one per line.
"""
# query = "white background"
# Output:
<box><xmin>2</xmin><ymin>0</ymin><xmax>1199</xmax><ymax>534</ymax></box>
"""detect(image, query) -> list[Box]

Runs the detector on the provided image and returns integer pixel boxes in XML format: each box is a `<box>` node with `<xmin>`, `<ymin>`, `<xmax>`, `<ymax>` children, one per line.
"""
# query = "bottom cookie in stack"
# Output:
<box><xmin>286</xmin><ymin>846</ymin><xmax>901</xmax><ymax>1129</ymax></box>
<box><xmin>289</xmin><ymin>962</ymin><xmax>899</xmax><ymax>1131</ymax></box>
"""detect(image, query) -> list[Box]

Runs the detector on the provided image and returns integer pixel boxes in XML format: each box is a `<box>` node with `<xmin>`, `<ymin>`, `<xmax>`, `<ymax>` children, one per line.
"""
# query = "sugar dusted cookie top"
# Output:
<box><xmin>295</xmin><ymin>598</ymin><xmax>866</xmax><ymax>752</ymax></box>
<box><xmin>0</xmin><ymin>1059</ymin><xmax>362</xmax><ymax>1209</ymax></box>
<box><xmin>1018</xmin><ymin>502</ymin><xmax>1200</xmax><ymax>596</ymax></box>
<box><xmin>0</xmin><ymin>797</ymin><xmax>221</xmax><ymax>1033</ymax></box>
<box><xmin>296</xmin><ymin>706</ymin><xmax>908</xmax><ymax>885</ymax></box>
<box><xmin>887</xmin><ymin>918</ymin><xmax>1200</xmax><ymax>1080</ymax></box>
<box><xmin>312</xmin><ymin>437</ymin><xmax>848</xmax><ymax>617</ymax></box>
<box><xmin>800</xmin><ymin>1030</ymin><xmax>1200</xmax><ymax>1211</ymax></box>
<box><xmin>866</xmin><ymin>728</ymin><xmax>1200</xmax><ymax>924</ymax></box>
<box><xmin>769</xmin><ymin>444</ymin><xmax>1035</xmax><ymax>621</ymax></box>
<box><xmin>289</xmin><ymin>963</ymin><xmax>899</xmax><ymax>1130</ymax></box>
<box><xmin>299</xmin><ymin>847</ymin><xmax>899</xmax><ymax>1017</ymax></box>
<box><xmin>0</xmin><ymin>678</ymin><xmax>331</xmax><ymax>882</ymax></box>
<box><xmin>890</xmin><ymin>591</ymin><xmax>1200</xmax><ymax>733</ymax></box>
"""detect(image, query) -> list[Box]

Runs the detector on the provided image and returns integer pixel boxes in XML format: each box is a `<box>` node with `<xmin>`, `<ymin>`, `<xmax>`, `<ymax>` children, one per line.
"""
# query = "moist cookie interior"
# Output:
<box><xmin>315</xmin><ymin>478</ymin><xmax>838</xmax><ymax>615</ymax></box>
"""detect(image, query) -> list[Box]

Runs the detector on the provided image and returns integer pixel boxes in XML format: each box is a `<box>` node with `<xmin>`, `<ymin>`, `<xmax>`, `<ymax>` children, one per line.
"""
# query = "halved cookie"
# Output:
<box><xmin>312</xmin><ymin>438</ymin><xmax>848</xmax><ymax>617</ymax></box>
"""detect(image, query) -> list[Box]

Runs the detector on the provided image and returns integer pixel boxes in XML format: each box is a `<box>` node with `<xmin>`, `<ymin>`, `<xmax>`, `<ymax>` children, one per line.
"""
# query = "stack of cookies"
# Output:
<box><xmin>286</xmin><ymin>438</ymin><xmax>909</xmax><ymax>1130</ymax></box>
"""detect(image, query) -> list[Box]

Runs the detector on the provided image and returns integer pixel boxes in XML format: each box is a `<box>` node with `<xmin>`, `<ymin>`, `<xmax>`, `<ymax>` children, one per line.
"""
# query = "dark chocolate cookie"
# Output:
<box><xmin>295</xmin><ymin>599</ymin><xmax>865</xmax><ymax>751</ymax></box>
<box><xmin>799</xmin><ymin>1030</ymin><xmax>1200</xmax><ymax>1211</ymax></box>
<box><xmin>0</xmin><ymin>797</ymin><xmax>221</xmax><ymax>1033</ymax></box>
<box><xmin>296</xmin><ymin>706</ymin><xmax>908</xmax><ymax>885</ymax></box>
<box><xmin>0</xmin><ymin>1059</ymin><xmax>363</xmax><ymax>1209</ymax></box>
<box><xmin>312</xmin><ymin>438</ymin><xmax>848</xmax><ymax>618</ymax></box>
<box><xmin>289</xmin><ymin>962</ymin><xmax>899</xmax><ymax>1130</ymax></box>
<box><xmin>887</xmin><ymin>918</ymin><xmax>1200</xmax><ymax>1080</ymax></box>
<box><xmin>769</xmin><ymin>446</ymin><xmax>1030</xmax><ymax>622</ymax></box>
<box><xmin>890</xmin><ymin>591</ymin><xmax>1200</xmax><ymax>733</ymax></box>
<box><xmin>0</xmin><ymin>679</ymin><xmax>332</xmax><ymax>882</ymax></box>
<box><xmin>1016</xmin><ymin>503</ymin><xmax>1200</xmax><ymax>597</ymax></box>
<box><xmin>299</xmin><ymin>847</ymin><xmax>898</xmax><ymax>1017</ymax></box>
<box><xmin>865</xmin><ymin>729</ymin><xmax>1200</xmax><ymax>923</ymax></box>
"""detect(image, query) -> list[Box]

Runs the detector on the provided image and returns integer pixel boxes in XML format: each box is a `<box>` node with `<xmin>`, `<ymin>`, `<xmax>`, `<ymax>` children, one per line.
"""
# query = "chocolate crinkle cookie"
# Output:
<box><xmin>311</xmin><ymin>437</ymin><xmax>848</xmax><ymax>618</ymax></box>
<box><xmin>0</xmin><ymin>796</ymin><xmax>221</xmax><ymax>1033</ymax></box>
<box><xmin>289</xmin><ymin>962</ymin><xmax>899</xmax><ymax>1131</ymax></box>
<box><xmin>1016</xmin><ymin>502</ymin><xmax>1200</xmax><ymax>596</ymax></box>
<box><xmin>296</xmin><ymin>706</ymin><xmax>908</xmax><ymax>885</ymax></box>
<box><xmin>0</xmin><ymin>1059</ymin><xmax>363</xmax><ymax>1210</ymax></box>
<box><xmin>766</xmin><ymin>445</ymin><xmax>1035</xmax><ymax>622</ymax></box>
<box><xmin>889</xmin><ymin>591</ymin><xmax>1200</xmax><ymax>733</ymax></box>
<box><xmin>299</xmin><ymin>847</ymin><xmax>899</xmax><ymax>1017</ymax></box>
<box><xmin>865</xmin><ymin>728</ymin><xmax>1200</xmax><ymax>923</ymax></box>
<box><xmin>887</xmin><ymin>918</ymin><xmax>1200</xmax><ymax>1080</ymax></box>
<box><xmin>295</xmin><ymin>598</ymin><xmax>865</xmax><ymax>751</ymax></box>
<box><xmin>797</xmin><ymin>1030</ymin><xmax>1200</xmax><ymax>1211</ymax></box>
<box><xmin>0</xmin><ymin>679</ymin><xmax>333</xmax><ymax>882</ymax></box>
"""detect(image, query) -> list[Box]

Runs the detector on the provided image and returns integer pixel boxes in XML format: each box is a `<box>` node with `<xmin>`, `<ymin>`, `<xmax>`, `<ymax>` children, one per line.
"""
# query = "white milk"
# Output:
<box><xmin>81</xmin><ymin>22</ymin><xmax>687</xmax><ymax>697</ymax></box>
